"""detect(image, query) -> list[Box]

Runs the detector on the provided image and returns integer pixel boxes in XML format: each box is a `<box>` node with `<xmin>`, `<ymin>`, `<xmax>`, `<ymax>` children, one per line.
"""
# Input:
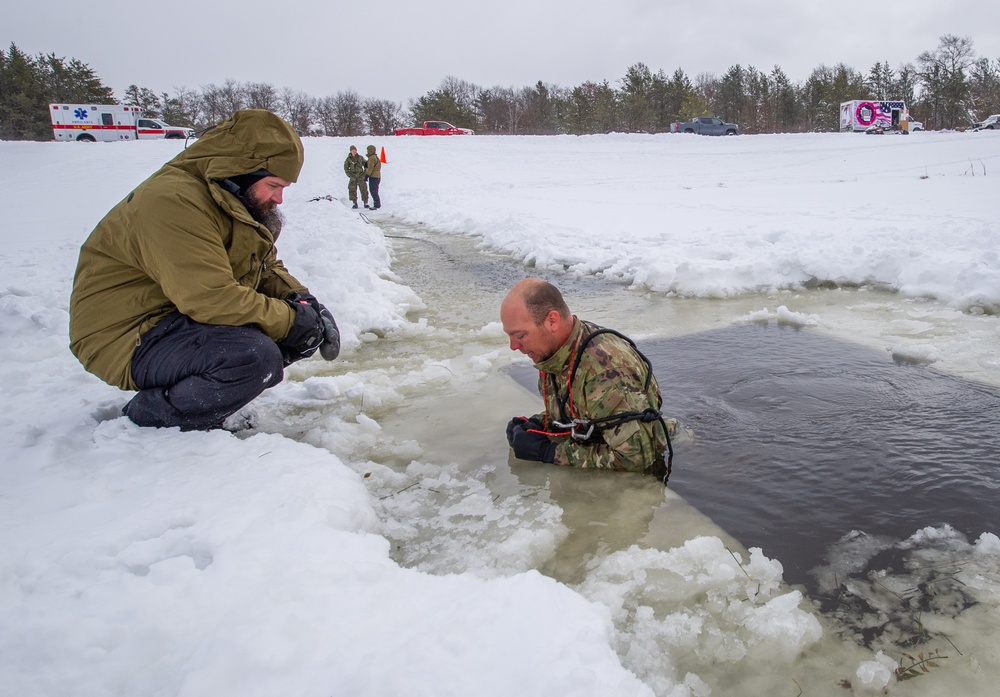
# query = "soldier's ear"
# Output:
<box><xmin>544</xmin><ymin>309</ymin><xmax>561</xmax><ymax>332</ymax></box>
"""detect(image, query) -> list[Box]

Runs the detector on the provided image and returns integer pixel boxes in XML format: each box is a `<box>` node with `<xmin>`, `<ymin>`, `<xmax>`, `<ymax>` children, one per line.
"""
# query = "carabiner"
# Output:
<box><xmin>553</xmin><ymin>418</ymin><xmax>595</xmax><ymax>441</ymax></box>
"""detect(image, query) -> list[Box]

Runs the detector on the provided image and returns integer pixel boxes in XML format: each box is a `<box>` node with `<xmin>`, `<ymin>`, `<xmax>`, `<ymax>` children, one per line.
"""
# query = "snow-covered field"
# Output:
<box><xmin>2</xmin><ymin>130</ymin><xmax>999</xmax><ymax>696</ymax></box>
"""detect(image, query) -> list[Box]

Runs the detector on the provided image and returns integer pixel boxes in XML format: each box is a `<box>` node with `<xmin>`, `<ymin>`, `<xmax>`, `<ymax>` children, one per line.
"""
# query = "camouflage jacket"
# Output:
<box><xmin>531</xmin><ymin>318</ymin><xmax>667</xmax><ymax>472</ymax></box>
<box><xmin>344</xmin><ymin>152</ymin><xmax>366</xmax><ymax>179</ymax></box>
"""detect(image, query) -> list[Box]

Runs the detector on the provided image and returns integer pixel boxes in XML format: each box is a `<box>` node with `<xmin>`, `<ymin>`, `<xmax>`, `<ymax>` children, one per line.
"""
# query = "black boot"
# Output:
<box><xmin>351</xmin><ymin>202</ymin><xmax>358</xmax><ymax>209</ymax></box>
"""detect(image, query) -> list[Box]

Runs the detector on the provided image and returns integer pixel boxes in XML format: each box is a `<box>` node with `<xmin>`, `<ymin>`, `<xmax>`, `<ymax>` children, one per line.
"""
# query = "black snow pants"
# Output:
<box><xmin>122</xmin><ymin>312</ymin><xmax>284</xmax><ymax>431</ymax></box>
<box><xmin>368</xmin><ymin>176</ymin><xmax>381</xmax><ymax>209</ymax></box>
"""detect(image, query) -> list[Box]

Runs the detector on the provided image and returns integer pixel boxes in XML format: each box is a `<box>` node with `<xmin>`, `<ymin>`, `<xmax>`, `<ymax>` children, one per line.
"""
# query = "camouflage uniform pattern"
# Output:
<box><xmin>344</xmin><ymin>152</ymin><xmax>368</xmax><ymax>204</ymax></box>
<box><xmin>531</xmin><ymin>318</ymin><xmax>668</xmax><ymax>472</ymax></box>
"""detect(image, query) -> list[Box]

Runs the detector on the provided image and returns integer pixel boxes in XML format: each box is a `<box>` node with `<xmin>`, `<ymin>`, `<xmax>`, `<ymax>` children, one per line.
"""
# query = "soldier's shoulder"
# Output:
<box><xmin>580</xmin><ymin>326</ymin><xmax>641</xmax><ymax>368</ymax></box>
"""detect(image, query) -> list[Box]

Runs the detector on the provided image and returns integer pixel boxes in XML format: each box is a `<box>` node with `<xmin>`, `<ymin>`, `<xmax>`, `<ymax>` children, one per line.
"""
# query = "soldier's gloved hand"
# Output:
<box><xmin>289</xmin><ymin>292</ymin><xmax>340</xmax><ymax>361</ymax></box>
<box><xmin>317</xmin><ymin>307</ymin><xmax>340</xmax><ymax>360</ymax></box>
<box><xmin>506</xmin><ymin>416</ymin><xmax>542</xmax><ymax>446</ymax></box>
<box><xmin>279</xmin><ymin>298</ymin><xmax>324</xmax><ymax>365</ymax></box>
<box><xmin>511</xmin><ymin>424</ymin><xmax>556</xmax><ymax>463</ymax></box>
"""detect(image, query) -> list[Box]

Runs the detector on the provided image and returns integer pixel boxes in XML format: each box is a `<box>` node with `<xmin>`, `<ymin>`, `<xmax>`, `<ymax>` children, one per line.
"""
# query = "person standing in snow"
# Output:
<box><xmin>344</xmin><ymin>145</ymin><xmax>369</xmax><ymax>209</ymax></box>
<box><xmin>501</xmin><ymin>278</ymin><xmax>674</xmax><ymax>477</ymax></box>
<box><xmin>69</xmin><ymin>109</ymin><xmax>340</xmax><ymax>432</ymax></box>
<box><xmin>364</xmin><ymin>144</ymin><xmax>382</xmax><ymax>210</ymax></box>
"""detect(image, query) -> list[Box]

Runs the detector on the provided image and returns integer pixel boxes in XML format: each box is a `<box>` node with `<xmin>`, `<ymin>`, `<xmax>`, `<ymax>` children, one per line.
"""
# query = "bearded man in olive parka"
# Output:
<box><xmin>69</xmin><ymin>109</ymin><xmax>339</xmax><ymax>431</ymax></box>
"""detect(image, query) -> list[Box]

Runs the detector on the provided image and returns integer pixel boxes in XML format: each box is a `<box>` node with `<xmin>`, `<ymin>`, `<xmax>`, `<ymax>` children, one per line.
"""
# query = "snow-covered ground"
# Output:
<box><xmin>2</xmin><ymin>130</ymin><xmax>999</xmax><ymax>696</ymax></box>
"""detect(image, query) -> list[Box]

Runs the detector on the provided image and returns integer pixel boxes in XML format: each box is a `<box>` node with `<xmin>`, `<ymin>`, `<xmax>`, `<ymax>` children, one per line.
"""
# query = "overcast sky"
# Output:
<box><xmin>5</xmin><ymin>1</ymin><xmax>999</xmax><ymax>106</ymax></box>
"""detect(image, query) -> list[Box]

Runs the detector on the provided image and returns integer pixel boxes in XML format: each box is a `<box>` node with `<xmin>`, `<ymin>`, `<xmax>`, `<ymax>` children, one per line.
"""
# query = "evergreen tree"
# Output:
<box><xmin>526</xmin><ymin>81</ymin><xmax>561</xmax><ymax>135</ymax></box>
<box><xmin>968</xmin><ymin>57</ymin><xmax>1000</xmax><ymax>121</ymax></box>
<box><xmin>866</xmin><ymin>61</ymin><xmax>895</xmax><ymax>100</ymax></box>
<box><xmin>561</xmin><ymin>80</ymin><xmax>618</xmax><ymax>134</ymax></box>
<box><xmin>769</xmin><ymin>66</ymin><xmax>799</xmax><ymax>133</ymax></box>
<box><xmin>618</xmin><ymin>63</ymin><xmax>656</xmax><ymax>132</ymax></box>
<box><xmin>1</xmin><ymin>44</ymin><xmax>115</xmax><ymax>140</ymax></box>
<box><xmin>0</xmin><ymin>43</ymin><xmax>47</xmax><ymax>140</ymax></box>
<box><xmin>715</xmin><ymin>65</ymin><xmax>748</xmax><ymax>125</ymax></box>
<box><xmin>408</xmin><ymin>77</ymin><xmax>480</xmax><ymax>129</ymax></box>
<box><xmin>123</xmin><ymin>84</ymin><xmax>162</xmax><ymax>118</ymax></box>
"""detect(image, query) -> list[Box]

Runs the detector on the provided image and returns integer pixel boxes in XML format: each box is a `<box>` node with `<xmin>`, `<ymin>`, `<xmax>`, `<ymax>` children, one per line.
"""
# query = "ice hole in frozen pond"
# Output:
<box><xmin>615</xmin><ymin>322</ymin><xmax>999</xmax><ymax>593</ymax></box>
<box><xmin>277</xmin><ymin>220</ymin><xmax>1000</xmax><ymax>693</ymax></box>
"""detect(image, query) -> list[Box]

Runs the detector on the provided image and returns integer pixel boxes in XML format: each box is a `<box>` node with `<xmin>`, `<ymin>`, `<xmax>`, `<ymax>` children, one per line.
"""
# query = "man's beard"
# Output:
<box><xmin>244</xmin><ymin>190</ymin><xmax>284</xmax><ymax>237</ymax></box>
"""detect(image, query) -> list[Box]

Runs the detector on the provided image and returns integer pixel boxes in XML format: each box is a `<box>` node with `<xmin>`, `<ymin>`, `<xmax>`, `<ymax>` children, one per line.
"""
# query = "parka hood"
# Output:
<box><xmin>170</xmin><ymin>110</ymin><xmax>304</xmax><ymax>184</ymax></box>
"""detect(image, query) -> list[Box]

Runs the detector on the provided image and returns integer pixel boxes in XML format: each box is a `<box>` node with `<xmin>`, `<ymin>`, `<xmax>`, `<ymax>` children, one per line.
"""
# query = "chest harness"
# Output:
<box><xmin>531</xmin><ymin>327</ymin><xmax>673</xmax><ymax>457</ymax></box>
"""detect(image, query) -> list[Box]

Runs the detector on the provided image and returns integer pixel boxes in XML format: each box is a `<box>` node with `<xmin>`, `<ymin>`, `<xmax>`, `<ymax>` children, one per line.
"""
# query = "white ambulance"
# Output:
<box><xmin>49</xmin><ymin>104</ymin><xmax>195</xmax><ymax>141</ymax></box>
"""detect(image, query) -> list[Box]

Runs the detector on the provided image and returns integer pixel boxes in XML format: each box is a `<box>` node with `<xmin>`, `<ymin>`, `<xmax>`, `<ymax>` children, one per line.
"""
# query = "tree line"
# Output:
<box><xmin>2</xmin><ymin>35</ymin><xmax>998</xmax><ymax>141</ymax></box>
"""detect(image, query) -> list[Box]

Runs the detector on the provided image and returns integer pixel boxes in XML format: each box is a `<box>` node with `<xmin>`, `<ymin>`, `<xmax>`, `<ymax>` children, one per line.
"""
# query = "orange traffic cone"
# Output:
<box><xmin>379</xmin><ymin>146</ymin><xmax>387</xmax><ymax>164</ymax></box>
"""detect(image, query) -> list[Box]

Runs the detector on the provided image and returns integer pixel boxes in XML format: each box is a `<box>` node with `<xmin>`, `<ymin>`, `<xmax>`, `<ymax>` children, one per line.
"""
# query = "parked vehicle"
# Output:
<box><xmin>49</xmin><ymin>103</ymin><xmax>194</xmax><ymax>142</ymax></box>
<box><xmin>972</xmin><ymin>114</ymin><xmax>1000</xmax><ymax>131</ymax></box>
<box><xmin>669</xmin><ymin>116</ymin><xmax>739</xmax><ymax>135</ymax></box>
<box><xmin>136</xmin><ymin>117</ymin><xmax>195</xmax><ymax>139</ymax></box>
<box><xmin>394</xmin><ymin>120</ymin><xmax>475</xmax><ymax>136</ymax></box>
<box><xmin>840</xmin><ymin>100</ymin><xmax>917</xmax><ymax>133</ymax></box>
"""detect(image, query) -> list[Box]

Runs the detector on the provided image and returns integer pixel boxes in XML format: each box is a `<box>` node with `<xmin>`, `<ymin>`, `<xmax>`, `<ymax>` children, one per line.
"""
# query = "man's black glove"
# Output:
<box><xmin>510</xmin><ymin>423</ymin><xmax>556</xmax><ymax>463</ymax></box>
<box><xmin>506</xmin><ymin>416</ymin><xmax>542</xmax><ymax>446</ymax></box>
<box><xmin>288</xmin><ymin>292</ymin><xmax>340</xmax><ymax>361</ymax></box>
<box><xmin>318</xmin><ymin>309</ymin><xmax>340</xmax><ymax>360</ymax></box>
<box><xmin>279</xmin><ymin>297</ymin><xmax>324</xmax><ymax>365</ymax></box>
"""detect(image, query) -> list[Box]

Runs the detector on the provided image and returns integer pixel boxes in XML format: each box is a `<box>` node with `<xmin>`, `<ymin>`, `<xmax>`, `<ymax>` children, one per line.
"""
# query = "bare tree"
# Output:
<box><xmin>313</xmin><ymin>95</ymin><xmax>337</xmax><ymax>135</ymax></box>
<box><xmin>364</xmin><ymin>97</ymin><xmax>404</xmax><ymax>135</ymax></box>
<box><xmin>200</xmin><ymin>79</ymin><xmax>247</xmax><ymax>124</ymax></box>
<box><xmin>916</xmin><ymin>34</ymin><xmax>977</xmax><ymax>128</ymax></box>
<box><xmin>161</xmin><ymin>86</ymin><xmax>200</xmax><ymax>127</ymax></box>
<box><xmin>244</xmin><ymin>82</ymin><xmax>279</xmax><ymax>112</ymax></box>
<box><xmin>332</xmin><ymin>90</ymin><xmax>365</xmax><ymax>135</ymax></box>
<box><xmin>278</xmin><ymin>87</ymin><xmax>313</xmax><ymax>134</ymax></box>
<box><xmin>477</xmin><ymin>86</ymin><xmax>526</xmax><ymax>134</ymax></box>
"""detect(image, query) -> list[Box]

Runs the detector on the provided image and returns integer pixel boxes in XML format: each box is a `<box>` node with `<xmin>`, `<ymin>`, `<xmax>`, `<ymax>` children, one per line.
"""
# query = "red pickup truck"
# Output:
<box><xmin>394</xmin><ymin>120</ymin><xmax>475</xmax><ymax>136</ymax></box>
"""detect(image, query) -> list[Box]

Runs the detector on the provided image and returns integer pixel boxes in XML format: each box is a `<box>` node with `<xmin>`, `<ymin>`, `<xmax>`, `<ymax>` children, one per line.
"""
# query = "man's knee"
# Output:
<box><xmin>222</xmin><ymin>328</ymin><xmax>284</xmax><ymax>388</ymax></box>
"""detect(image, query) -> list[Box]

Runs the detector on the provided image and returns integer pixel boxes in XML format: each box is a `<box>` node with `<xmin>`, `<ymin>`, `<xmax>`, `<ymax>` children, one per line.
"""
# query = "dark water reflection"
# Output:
<box><xmin>634</xmin><ymin>323</ymin><xmax>1000</xmax><ymax>589</ymax></box>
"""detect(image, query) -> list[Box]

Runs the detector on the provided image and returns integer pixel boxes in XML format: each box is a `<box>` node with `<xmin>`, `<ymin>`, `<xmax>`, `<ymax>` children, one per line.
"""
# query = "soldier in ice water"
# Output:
<box><xmin>501</xmin><ymin>278</ymin><xmax>674</xmax><ymax>478</ymax></box>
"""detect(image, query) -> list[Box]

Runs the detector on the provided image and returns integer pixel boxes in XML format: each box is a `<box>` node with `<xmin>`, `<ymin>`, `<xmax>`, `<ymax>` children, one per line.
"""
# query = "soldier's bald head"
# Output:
<box><xmin>504</xmin><ymin>278</ymin><xmax>571</xmax><ymax>326</ymax></box>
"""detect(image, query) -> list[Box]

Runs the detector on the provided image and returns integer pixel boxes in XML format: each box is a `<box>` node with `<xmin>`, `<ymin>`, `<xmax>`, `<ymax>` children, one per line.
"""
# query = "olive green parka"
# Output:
<box><xmin>69</xmin><ymin>109</ymin><xmax>308</xmax><ymax>390</ymax></box>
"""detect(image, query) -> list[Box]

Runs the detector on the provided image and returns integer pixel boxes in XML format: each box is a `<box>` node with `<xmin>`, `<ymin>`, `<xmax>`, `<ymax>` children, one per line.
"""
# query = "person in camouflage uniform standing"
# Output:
<box><xmin>501</xmin><ymin>278</ymin><xmax>672</xmax><ymax>475</ymax></box>
<box><xmin>344</xmin><ymin>145</ymin><xmax>369</xmax><ymax>209</ymax></box>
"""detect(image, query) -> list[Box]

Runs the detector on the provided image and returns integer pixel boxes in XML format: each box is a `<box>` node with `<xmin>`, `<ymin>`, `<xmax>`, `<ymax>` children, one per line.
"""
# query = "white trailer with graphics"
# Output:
<box><xmin>840</xmin><ymin>100</ymin><xmax>915</xmax><ymax>133</ymax></box>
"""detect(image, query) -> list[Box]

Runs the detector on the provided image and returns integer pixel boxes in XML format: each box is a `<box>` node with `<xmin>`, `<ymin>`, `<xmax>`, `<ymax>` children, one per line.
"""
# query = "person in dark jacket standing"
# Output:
<box><xmin>69</xmin><ymin>109</ymin><xmax>341</xmax><ymax>432</ymax></box>
<box><xmin>344</xmin><ymin>145</ymin><xmax>369</xmax><ymax>209</ymax></box>
<box><xmin>365</xmin><ymin>144</ymin><xmax>382</xmax><ymax>210</ymax></box>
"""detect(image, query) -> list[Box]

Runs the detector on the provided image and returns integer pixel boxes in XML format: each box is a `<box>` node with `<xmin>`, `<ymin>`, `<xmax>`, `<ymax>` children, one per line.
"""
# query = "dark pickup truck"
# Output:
<box><xmin>670</xmin><ymin>116</ymin><xmax>739</xmax><ymax>135</ymax></box>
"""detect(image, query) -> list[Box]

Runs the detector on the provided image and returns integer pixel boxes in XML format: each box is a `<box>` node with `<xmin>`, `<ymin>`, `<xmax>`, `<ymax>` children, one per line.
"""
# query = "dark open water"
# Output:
<box><xmin>639</xmin><ymin>323</ymin><xmax>1000</xmax><ymax>589</ymax></box>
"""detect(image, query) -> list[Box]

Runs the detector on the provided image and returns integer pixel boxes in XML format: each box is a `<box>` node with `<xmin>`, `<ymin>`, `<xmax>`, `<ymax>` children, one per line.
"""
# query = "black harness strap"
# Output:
<box><xmin>549</xmin><ymin>327</ymin><xmax>673</xmax><ymax>456</ymax></box>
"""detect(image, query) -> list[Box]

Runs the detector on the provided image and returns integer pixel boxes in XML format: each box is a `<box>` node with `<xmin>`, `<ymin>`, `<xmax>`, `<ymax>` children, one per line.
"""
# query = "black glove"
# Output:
<box><xmin>511</xmin><ymin>423</ymin><xmax>556</xmax><ymax>463</ymax></box>
<box><xmin>288</xmin><ymin>292</ymin><xmax>340</xmax><ymax>361</ymax></box>
<box><xmin>506</xmin><ymin>416</ymin><xmax>542</xmax><ymax>446</ymax></box>
<box><xmin>318</xmin><ymin>308</ymin><xmax>340</xmax><ymax>361</ymax></box>
<box><xmin>279</xmin><ymin>297</ymin><xmax>324</xmax><ymax>365</ymax></box>
<box><xmin>364</xmin><ymin>175</ymin><xmax>370</xmax><ymax>182</ymax></box>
